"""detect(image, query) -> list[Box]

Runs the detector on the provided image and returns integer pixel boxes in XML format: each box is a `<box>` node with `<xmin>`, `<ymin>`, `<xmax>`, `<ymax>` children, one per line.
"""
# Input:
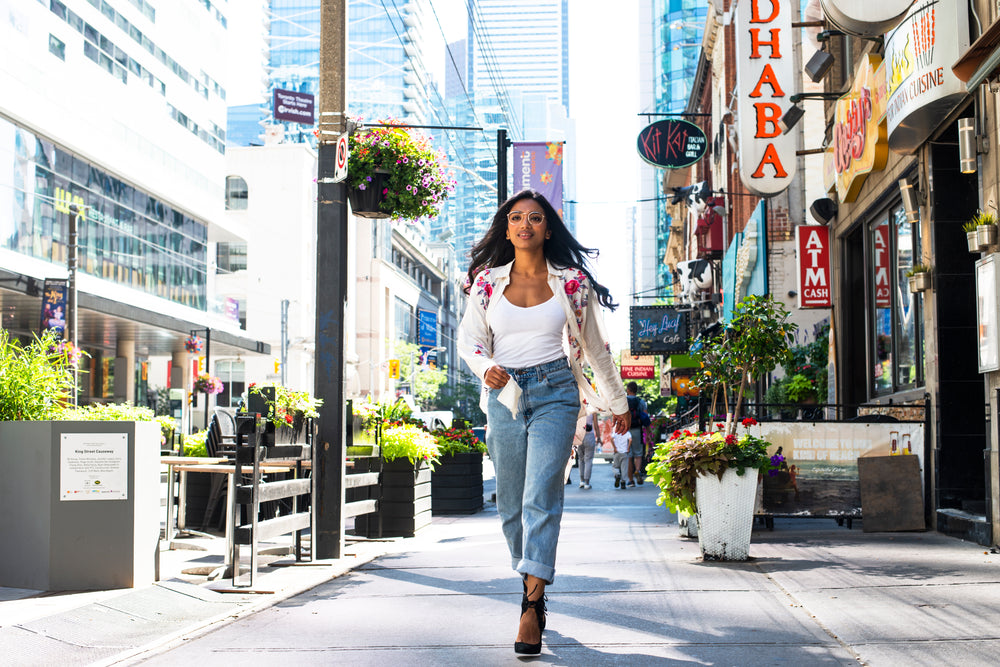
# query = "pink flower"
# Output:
<box><xmin>484</xmin><ymin>284</ymin><xmax>492</xmax><ymax>297</ymax></box>
<box><xmin>564</xmin><ymin>279</ymin><xmax>579</xmax><ymax>295</ymax></box>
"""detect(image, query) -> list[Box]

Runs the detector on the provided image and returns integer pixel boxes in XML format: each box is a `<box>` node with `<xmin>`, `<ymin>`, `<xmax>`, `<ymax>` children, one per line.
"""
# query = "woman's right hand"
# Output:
<box><xmin>484</xmin><ymin>365</ymin><xmax>511</xmax><ymax>390</ymax></box>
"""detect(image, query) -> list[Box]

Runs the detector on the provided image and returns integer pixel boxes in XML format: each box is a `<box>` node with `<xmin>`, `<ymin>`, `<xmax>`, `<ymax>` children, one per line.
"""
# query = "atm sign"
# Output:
<box><xmin>796</xmin><ymin>225</ymin><xmax>832</xmax><ymax>309</ymax></box>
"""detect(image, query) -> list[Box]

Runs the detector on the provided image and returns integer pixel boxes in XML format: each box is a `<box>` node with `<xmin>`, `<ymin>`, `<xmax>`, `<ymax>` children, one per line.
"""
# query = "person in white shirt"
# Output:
<box><xmin>611</xmin><ymin>429</ymin><xmax>632</xmax><ymax>489</ymax></box>
<box><xmin>458</xmin><ymin>190</ymin><xmax>629</xmax><ymax>655</ymax></box>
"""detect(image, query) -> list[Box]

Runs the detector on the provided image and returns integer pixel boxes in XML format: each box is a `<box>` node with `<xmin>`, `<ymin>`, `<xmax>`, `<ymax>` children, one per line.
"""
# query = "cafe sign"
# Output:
<box><xmin>883</xmin><ymin>0</ymin><xmax>969</xmax><ymax>153</ymax></box>
<box><xmin>735</xmin><ymin>0</ymin><xmax>797</xmax><ymax>196</ymax></box>
<box><xmin>823</xmin><ymin>54</ymin><xmax>888</xmax><ymax>203</ymax></box>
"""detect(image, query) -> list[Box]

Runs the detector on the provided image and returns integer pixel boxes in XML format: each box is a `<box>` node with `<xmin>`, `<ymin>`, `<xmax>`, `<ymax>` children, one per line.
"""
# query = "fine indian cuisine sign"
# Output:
<box><xmin>735</xmin><ymin>0</ymin><xmax>797</xmax><ymax>196</ymax></box>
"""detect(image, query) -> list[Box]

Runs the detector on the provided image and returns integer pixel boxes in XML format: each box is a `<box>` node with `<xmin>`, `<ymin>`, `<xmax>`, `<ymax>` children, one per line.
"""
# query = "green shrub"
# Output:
<box><xmin>0</xmin><ymin>329</ymin><xmax>78</xmax><ymax>421</ymax></box>
<box><xmin>380</xmin><ymin>423</ymin><xmax>439</xmax><ymax>467</ymax></box>
<box><xmin>183</xmin><ymin>430</ymin><xmax>209</xmax><ymax>457</ymax></box>
<box><xmin>60</xmin><ymin>402</ymin><xmax>155</xmax><ymax>421</ymax></box>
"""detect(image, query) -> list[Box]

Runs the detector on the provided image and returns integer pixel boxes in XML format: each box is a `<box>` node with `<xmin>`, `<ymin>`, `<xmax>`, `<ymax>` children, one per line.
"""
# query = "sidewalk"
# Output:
<box><xmin>5</xmin><ymin>458</ymin><xmax>1000</xmax><ymax>665</ymax></box>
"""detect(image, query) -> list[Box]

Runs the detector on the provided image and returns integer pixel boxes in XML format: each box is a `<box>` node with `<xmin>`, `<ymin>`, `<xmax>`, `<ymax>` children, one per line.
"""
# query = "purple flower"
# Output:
<box><xmin>358</xmin><ymin>183</ymin><xmax>367</xmax><ymax>190</ymax></box>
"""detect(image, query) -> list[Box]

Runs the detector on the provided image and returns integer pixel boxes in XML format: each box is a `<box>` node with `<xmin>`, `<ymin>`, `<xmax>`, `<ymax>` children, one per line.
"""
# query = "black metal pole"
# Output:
<box><xmin>315</xmin><ymin>0</ymin><xmax>347</xmax><ymax>560</ymax></box>
<box><xmin>204</xmin><ymin>328</ymin><xmax>211</xmax><ymax>430</ymax></box>
<box><xmin>497</xmin><ymin>129</ymin><xmax>509</xmax><ymax>206</ymax></box>
<box><xmin>67</xmin><ymin>204</ymin><xmax>79</xmax><ymax>405</ymax></box>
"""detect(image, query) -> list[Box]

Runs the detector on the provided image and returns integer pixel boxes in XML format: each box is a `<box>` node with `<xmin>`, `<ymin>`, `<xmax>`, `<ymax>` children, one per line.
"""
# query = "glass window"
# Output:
<box><xmin>215</xmin><ymin>360</ymin><xmax>245</xmax><ymax>408</ymax></box>
<box><xmin>869</xmin><ymin>203</ymin><xmax>923</xmax><ymax>396</ymax></box>
<box><xmin>48</xmin><ymin>34</ymin><xmax>66</xmax><ymax>60</ymax></box>
<box><xmin>225</xmin><ymin>176</ymin><xmax>248</xmax><ymax>210</ymax></box>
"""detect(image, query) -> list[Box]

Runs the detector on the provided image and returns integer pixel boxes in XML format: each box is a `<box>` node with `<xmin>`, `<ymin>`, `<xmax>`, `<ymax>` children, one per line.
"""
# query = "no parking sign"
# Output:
<box><xmin>333</xmin><ymin>133</ymin><xmax>349</xmax><ymax>183</ymax></box>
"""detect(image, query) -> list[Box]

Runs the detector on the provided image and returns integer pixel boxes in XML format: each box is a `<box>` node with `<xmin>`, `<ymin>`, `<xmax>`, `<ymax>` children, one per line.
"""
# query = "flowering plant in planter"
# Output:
<box><xmin>647</xmin><ymin>418</ymin><xmax>781</xmax><ymax>514</ymax></box>
<box><xmin>247</xmin><ymin>382</ymin><xmax>322</xmax><ymax>430</ymax></box>
<box><xmin>431</xmin><ymin>425</ymin><xmax>487</xmax><ymax>456</ymax></box>
<box><xmin>347</xmin><ymin>122</ymin><xmax>456</xmax><ymax>220</ymax></box>
<box><xmin>193</xmin><ymin>373</ymin><xmax>224</xmax><ymax>395</ymax></box>
<box><xmin>381</xmin><ymin>422</ymin><xmax>440</xmax><ymax>467</ymax></box>
<box><xmin>184</xmin><ymin>335</ymin><xmax>203</xmax><ymax>353</ymax></box>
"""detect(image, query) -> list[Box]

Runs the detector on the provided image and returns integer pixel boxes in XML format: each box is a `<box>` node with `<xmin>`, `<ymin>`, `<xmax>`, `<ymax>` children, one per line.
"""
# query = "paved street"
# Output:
<box><xmin>128</xmin><ymin>459</ymin><xmax>1000</xmax><ymax>666</ymax></box>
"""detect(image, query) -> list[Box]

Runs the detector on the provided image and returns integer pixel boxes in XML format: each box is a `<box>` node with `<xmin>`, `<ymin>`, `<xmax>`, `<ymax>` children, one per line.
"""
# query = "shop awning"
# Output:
<box><xmin>952</xmin><ymin>18</ymin><xmax>1000</xmax><ymax>90</ymax></box>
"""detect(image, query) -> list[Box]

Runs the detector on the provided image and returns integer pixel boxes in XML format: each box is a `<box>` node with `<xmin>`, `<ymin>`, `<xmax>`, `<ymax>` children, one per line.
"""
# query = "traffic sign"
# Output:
<box><xmin>333</xmin><ymin>133</ymin><xmax>349</xmax><ymax>183</ymax></box>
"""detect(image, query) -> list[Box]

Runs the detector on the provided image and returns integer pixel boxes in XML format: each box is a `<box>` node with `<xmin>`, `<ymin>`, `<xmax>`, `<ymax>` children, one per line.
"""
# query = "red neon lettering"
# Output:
<box><xmin>749</xmin><ymin>29</ymin><xmax>782</xmax><ymax>59</ymax></box>
<box><xmin>754</xmin><ymin>103</ymin><xmax>782</xmax><ymax>138</ymax></box>
<box><xmin>749</xmin><ymin>64</ymin><xmax>785</xmax><ymax>97</ymax></box>
<box><xmin>750</xmin><ymin>0</ymin><xmax>780</xmax><ymax>23</ymax></box>
<box><xmin>751</xmin><ymin>143</ymin><xmax>788</xmax><ymax>178</ymax></box>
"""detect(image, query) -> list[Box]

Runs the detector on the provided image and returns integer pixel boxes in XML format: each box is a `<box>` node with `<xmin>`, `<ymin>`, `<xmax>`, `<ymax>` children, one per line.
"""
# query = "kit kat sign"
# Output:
<box><xmin>796</xmin><ymin>226</ymin><xmax>832</xmax><ymax>308</ymax></box>
<box><xmin>735</xmin><ymin>0</ymin><xmax>797</xmax><ymax>196</ymax></box>
<box><xmin>636</xmin><ymin>119</ymin><xmax>708</xmax><ymax>169</ymax></box>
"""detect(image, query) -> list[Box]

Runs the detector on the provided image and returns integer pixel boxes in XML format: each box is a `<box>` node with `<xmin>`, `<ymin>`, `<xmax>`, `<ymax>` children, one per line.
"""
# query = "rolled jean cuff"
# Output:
<box><xmin>516</xmin><ymin>557</ymin><xmax>555</xmax><ymax>585</ymax></box>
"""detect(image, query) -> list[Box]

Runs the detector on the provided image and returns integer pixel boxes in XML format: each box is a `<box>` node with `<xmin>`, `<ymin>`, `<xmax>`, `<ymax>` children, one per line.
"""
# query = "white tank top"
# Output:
<box><xmin>489</xmin><ymin>293</ymin><xmax>567</xmax><ymax>368</ymax></box>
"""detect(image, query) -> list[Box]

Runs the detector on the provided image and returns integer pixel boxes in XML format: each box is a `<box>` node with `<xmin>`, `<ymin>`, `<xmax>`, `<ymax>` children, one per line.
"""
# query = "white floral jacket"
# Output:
<box><xmin>457</xmin><ymin>259</ymin><xmax>629</xmax><ymax>417</ymax></box>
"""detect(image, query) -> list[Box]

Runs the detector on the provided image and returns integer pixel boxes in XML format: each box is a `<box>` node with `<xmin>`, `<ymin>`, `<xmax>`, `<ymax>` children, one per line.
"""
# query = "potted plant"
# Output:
<box><xmin>0</xmin><ymin>329</ymin><xmax>160</xmax><ymax>590</ymax></box>
<box><xmin>353</xmin><ymin>420</ymin><xmax>440</xmax><ymax>537</ymax></box>
<box><xmin>193</xmin><ymin>373</ymin><xmax>224</xmax><ymax>395</ymax></box>
<box><xmin>346</xmin><ymin>122</ymin><xmax>456</xmax><ymax>219</ymax></box>
<box><xmin>964</xmin><ymin>220</ymin><xmax>980</xmax><ymax>253</ymax></box>
<box><xmin>648</xmin><ymin>294</ymin><xmax>796</xmax><ymax>560</ymax></box>
<box><xmin>431</xmin><ymin>424</ymin><xmax>487</xmax><ymax>515</ymax></box>
<box><xmin>245</xmin><ymin>383</ymin><xmax>322</xmax><ymax>444</ymax></box>
<box><xmin>973</xmin><ymin>209</ymin><xmax>997</xmax><ymax>251</ymax></box>
<box><xmin>906</xmin><ymin>264</ymin><xmax>931</xmax><ymax>293</ymax></box>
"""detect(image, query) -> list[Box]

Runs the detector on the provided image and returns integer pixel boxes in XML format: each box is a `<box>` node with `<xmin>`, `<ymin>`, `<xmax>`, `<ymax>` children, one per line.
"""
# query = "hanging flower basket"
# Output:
<box><xmin>346</xmin><ymin>122</ymin><xmax>456</xmax><ymax>220</ymax></box>
<box><xmin>347</xmin><ymin>170</ymin><xmax>391</xmax><ymax>219</ymax></box>
<box><xmin>184</xmin><ymin>335</ymin><xmax>203</xmax><ymax>353</ymax></box>
<box><xmin>193</xmin><ymin>373</ymin><xmax>224</xmax><ymax>395</ymax></box>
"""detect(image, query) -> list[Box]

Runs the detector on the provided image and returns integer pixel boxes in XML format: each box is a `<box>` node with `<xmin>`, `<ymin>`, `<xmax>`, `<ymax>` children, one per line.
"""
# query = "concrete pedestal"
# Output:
<box><xmin>0</xmin><ymin>421</ymin><xmax>160</xmax><ymax>590</ymax></box>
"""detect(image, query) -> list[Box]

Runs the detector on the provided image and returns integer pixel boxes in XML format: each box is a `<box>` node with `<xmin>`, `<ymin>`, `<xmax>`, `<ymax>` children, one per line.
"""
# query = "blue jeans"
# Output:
<box><xmin>486</xmin><ymin>357</ymin><xmax>580</xmax><ymax>584</ymax></box>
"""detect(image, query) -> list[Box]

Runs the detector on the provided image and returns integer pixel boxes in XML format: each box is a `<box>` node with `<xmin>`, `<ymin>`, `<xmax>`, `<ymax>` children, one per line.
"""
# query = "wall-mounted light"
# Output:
<box><xmin>779</xmin><ymin>92</ymin><xmax>841</xmax><ymax>134</ymax></box>
<box><xmin>805</xmin><ymin>50</ymin><xmax>835</xmax><ymax>83</ymax></box>
<box><xmin>959</xmin><ymin>117</ymin><xmax>978</xmax><ymax>174</ymax></box>
<box><xmin>809</xmin><ymin>197</ymin><xmax>838</xmax><ymax>225</ymax></box>
<box><xmin>898</xmin><ymin>178</ymin><xmax>920</xmax><ymax>224</ymax></box>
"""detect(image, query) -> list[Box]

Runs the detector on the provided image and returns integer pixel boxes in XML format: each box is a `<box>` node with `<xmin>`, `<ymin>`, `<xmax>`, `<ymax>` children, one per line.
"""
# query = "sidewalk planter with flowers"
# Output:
<box><xmin>245</xmin><ymin>383</ymin><xmax>322</xmax><ymax>445</ymax></box>
<box><xmin>346</xmin><ymin>122</ymin><xmax>456</xmax><ymax>219</ymax></box>
<box><xmin>431</xmin><ymin>426</ymin><xmax>487</xmax><ymax>515</ymax></box>
<box><xmin>0</xmin><ymin>330</ymin><xmax>159</xmax><ymax>590</ymax></box>
<box><xmin>353</xmin><ymin>422</ymin><xmax>440</xmax><ymax>538</ymax></box>
<box><xmin>648</xmin><ymin>295</ymin><xmax>795</xmax><ymax>561</ymax></box>
<box><xmin>193</xmin><ymin>373</ymin><xmax>224</xmax><ymax>395</ymax></box>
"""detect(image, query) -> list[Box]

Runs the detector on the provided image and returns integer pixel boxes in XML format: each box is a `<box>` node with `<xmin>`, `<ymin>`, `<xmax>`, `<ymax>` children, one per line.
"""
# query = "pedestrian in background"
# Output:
<box><xmin>611</xmin><ymin>426</ymin><xmax>632</xmax><ymax>489</ymax></box>
<box><xmin>575</xmin><ymin>412</ymin><xmax>597</xmax><ymax>489</ymax></box>
<box><xmin>625</xmin><ymin>381</ymin><xmax>650</xmax><ymax>486</ymax></box>
<box><xmin>458</xmin><ymin>189</ymin><xmax>629</xmax><ymax>655</ymax></box>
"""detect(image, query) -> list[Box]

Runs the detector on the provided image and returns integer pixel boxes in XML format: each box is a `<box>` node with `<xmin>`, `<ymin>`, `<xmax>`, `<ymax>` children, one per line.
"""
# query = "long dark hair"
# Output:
<box><xmin>464</xmin><ymin>190</ymin><xmax>618</xmax><ymax>310</ymax></box>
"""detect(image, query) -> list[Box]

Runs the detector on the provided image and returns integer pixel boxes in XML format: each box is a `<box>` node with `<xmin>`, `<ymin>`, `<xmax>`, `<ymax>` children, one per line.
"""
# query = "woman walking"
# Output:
<box><xmin>458</xmin><ymin>190</ymin><xmax>629</xmax><ymax>654</ymax></box>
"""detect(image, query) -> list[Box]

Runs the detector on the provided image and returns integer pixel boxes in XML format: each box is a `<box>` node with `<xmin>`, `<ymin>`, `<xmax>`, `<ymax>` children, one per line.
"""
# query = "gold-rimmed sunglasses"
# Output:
<box><xmin>507</xmin><ymin>211</ymin><xmax>545</xmax><ymax>226</ymax></box>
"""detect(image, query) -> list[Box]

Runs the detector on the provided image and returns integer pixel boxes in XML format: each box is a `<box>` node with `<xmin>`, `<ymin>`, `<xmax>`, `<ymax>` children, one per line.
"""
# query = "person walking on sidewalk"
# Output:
<box><xmin>575</xmin><ymin>412</ymin><xmax>598</xmax><ymax>489</ymax></box>
<box><xmin>625</xmin><ymin>381</ymin><xmax>650</xmax><ymax>486</ymax></box>
<box><xmin>458</xmin><ymin>189</ymin><xmax>630</xmax><ymax>655</ymax></box>
<box><xmin>611</xmin><ymin>427</ymin><xmax>632</xmax><ymax>489</ymax></box>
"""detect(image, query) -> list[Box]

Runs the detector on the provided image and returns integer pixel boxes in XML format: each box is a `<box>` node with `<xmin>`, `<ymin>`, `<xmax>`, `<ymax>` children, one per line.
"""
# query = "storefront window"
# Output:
<box><xmin>215</xmin><ymin>360</ymin><xmax>245</xmax><ymax>408</ymax></box>
<box><xmin>869</xmin><ymin>203</ymin><xmax>923</xmax><ymax>396</ymax></box>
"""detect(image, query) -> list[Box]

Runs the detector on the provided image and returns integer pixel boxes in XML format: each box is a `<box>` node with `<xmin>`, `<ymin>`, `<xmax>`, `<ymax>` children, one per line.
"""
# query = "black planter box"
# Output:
<box><xmin>432</xmin><ymin>452</ymin><xmax>484</xmax><ymax>516</ymax></box>
<box><xmin>352</xmin><ymin>458</ymin><xmax>432</xmax><ymax>538</ymax></box>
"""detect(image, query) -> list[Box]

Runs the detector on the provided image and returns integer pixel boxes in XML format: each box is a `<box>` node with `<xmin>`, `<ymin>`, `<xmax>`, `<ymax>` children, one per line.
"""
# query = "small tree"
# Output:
<box><xmin>392</xmin><ymin>340</ymin><xmax>448</xmax><ymax>409</ymax></box>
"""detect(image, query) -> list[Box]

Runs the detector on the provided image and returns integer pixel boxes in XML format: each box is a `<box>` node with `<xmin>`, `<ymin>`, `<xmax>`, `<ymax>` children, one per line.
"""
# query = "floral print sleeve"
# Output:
<box><xmin>575</xmin><ymin>275</ymin><xmax>629</xmax><ymax>416</ymax></box>
<box><xmin>458</xmin><ymin>268</ymin><xmax>499</xmax><ymax>381</ymax></box>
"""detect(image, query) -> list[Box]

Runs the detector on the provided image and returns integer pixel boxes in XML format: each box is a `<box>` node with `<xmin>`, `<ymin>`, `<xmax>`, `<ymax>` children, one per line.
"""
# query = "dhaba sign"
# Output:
<box><xmin>735</xmin><ymin>0</ymin><xmax>797</xmax><ymax>196</ymax></box>
<box><xmin>823</xmin><ymin>54</ymin><xmax>889</xmax><ymax>203</ymax></box>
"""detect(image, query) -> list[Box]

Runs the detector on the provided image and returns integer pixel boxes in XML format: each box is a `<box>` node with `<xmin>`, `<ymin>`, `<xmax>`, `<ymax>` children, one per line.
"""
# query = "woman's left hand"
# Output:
<box><xmin>612</xmin><ymin>411</ymin><xmax>630</xmax><ymax>434</ymax></box>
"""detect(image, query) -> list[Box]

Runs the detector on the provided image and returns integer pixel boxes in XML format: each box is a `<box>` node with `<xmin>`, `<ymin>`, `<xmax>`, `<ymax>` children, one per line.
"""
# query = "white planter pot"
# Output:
<box><xmin>695</xmin><ymin>467</ymin><xmax>759</xmax><ymax>561</ymax></box>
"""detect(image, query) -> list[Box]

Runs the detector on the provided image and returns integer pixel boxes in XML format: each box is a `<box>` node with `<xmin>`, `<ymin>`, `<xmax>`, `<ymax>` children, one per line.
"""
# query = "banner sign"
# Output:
<box><xmin>755</xmin><ymin>421</ymin><xmax>924</xmax><ymax>516</ymax></box>
<box><xmin>823</xmin><ymin>54</ymin><xmax>888</xmax><ymax>203</ymax></box>
<box><xmin>417</xmin><ymin>309</ymin><xmax>438</xmax><ymax>347</ymax></box>
<box><xmin>883</xmin><ymin>0</ymin><xmax>969</xmax><ymax>153</ymax></box>
<box><xmin>620</xmin><ymin>353</ymin><xmax>656</xmax><ymax>380</ymax></box>
<box><xmin>512</xmin><ymin>142</ymin><xmax>564</xmax><ymax>218</ymax></box>
<box><xmin>636</xmin><ymin>119</ymin><xmax>708</xmax><ymax>169</ymax></box>
<box><xmin>630</xmin><ymin>306</ymin><xmax>688</xmax><ymax>354</ymax></box>
<box><xmin>41</xmin><ymin>278</ymin><xmax>68</xmax><ymax>336</ymax></box>
<box><xmin>273</xmin><ymin>88</ymin><xmax>315</xmax><ymax>125</ymax></box>
<box><xmin>796</xmin><ymin>225</ymin><xmax>832</xmax><ymax>308</ymax></box>
<box><xmin>873</xmin><ymin>223</ymin><xmax>891</xmax><ymax>307</ymax></box>
<box><xmin>734</xmin><ymin>0</ymin><xmax>797</xmax><ymax>196</ymax></box>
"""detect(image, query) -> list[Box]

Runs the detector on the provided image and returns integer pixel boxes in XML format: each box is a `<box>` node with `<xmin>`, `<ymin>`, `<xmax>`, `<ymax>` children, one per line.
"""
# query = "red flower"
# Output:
<box><xmin>725</xmin><ymin>434</ymin><xmax>737</xmax><ymax>445</ymax></box>
<box><xmin>285</xmin><ymin>414</ymin><xmax>294</xmax><ymax>424</ymax></box>
<box><xmin>564</xmin><ymin>279</ymin><xmax>580</xmax><ymax>295</ymax></box>
<box><xmin>716</xmin><ymin>423</ymin><xmax>724</xmax><ymax>431</ymax></box>
<box><xmin>741</xmin><ymin>417</ymin><xmax>758</xmax><ymax>427</ymax></box>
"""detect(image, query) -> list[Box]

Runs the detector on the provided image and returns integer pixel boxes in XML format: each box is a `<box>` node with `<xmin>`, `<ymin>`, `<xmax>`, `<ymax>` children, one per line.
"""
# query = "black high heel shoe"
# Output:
<box><xmin>514</xmin><ymin>585</ymin><xmax>546</xmax><ymax>655</ymax></box>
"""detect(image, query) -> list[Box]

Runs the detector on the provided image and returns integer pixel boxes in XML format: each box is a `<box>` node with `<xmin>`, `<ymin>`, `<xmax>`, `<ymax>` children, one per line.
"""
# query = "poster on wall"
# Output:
<box><xmin>60</xmin><ymin>433</ymin><xmax>128</xmax><ymax>501</ymax></box>
<box><xmin>754</xmin><ymin>421</ymin><xmax>924</xmax><ymax>516</ymax></box>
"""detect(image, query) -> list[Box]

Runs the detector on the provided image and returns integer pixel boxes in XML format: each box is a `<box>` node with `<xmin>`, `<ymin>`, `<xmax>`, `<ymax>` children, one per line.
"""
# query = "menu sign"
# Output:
<box><xmin>630</xmin><ymin>306</ymin><xmax>689</xmax><ymax>354</ymax></box>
